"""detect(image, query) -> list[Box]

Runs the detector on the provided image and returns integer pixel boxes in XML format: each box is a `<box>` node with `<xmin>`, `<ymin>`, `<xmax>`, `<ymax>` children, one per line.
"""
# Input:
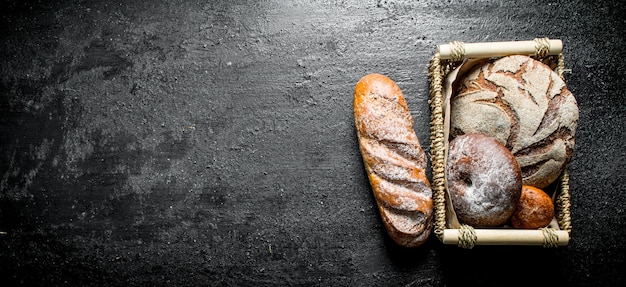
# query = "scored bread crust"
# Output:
<box><xmin>451</xmin><ymin>55</ymin><xmax>578</xmax><ymax>188</ymax></box>
<box><xmin>354</xmin><ymin>73</ymin><xmax>433</xmax><ymax>247</ymax></box>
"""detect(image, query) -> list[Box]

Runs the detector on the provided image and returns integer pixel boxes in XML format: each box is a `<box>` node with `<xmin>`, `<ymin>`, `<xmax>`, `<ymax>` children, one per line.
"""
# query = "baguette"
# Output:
<box><xmin>353</xmin><ymin>73</ymin><xmax>433</xmax><ymax>247</ymax></box>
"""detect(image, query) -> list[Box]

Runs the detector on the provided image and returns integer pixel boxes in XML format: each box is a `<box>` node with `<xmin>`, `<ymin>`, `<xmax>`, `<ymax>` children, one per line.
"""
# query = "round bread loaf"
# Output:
<box><xmin>511</xmin><ymin>185</ymin><xmax>555</xmax><ymax>229</ymax></box>
<box><xmin>446</xmin><ymin>133</ymin><xmax>522</xmax><ymax>227</ymax></box>
<box><xmin>450</xmin><ymin>55</ymin><xmax>578</xmax><ymax>188</ymax></box>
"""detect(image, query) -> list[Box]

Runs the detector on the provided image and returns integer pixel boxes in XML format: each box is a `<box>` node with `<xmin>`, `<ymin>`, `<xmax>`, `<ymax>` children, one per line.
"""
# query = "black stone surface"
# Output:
<box><xmin>1</xmin><ymin>0</ymin><xmax>624</xmax><ymax>286</ymax></box>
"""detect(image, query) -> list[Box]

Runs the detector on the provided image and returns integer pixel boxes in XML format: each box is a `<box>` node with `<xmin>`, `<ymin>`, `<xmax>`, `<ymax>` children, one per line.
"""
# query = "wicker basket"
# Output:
<box><xmin>427</xmin><ymin>38</ymin><xmax>572</xmax><ymax>248</ymax></box>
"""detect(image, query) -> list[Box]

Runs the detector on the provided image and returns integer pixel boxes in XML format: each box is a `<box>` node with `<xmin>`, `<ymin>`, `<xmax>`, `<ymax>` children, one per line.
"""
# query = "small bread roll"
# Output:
<box><xmin>446</xmin><ymin>133</ymin><xmax>522</xmax><ymax>227</ymax></box>
<box><xmin>511</xmin><ymin>185</ymin><xmax>555</xmax><ymax>229</ymax></box>
<box><xmin>450</xmin><ymin>55</ymin><xmax>578</xmax><ymax>188</ymax></box>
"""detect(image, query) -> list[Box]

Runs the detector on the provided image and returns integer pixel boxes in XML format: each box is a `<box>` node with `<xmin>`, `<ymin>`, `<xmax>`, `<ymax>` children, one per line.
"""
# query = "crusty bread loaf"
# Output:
<box><xmin>450</xmin><ymin>55</ymin><xmax>578</xmax><ymax>188</ymax></box>
<box><xmin>446</xmin><ymin>133</ymin><xmax>522</xmax><ymax>227</ymax></box>
<box><xmin>354</xmin><ymin>73</ymin><xmax>433</xmax><ymax>247</ymax></box>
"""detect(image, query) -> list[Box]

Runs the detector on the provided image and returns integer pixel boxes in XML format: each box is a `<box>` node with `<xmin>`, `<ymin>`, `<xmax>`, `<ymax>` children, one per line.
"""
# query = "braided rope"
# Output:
<box><xmin>458</xmin><ymin>224</ymin><xmax>477</xmax><ymax>249</ymax></box>
<box><xmin>540</xmin><ymin>227</ymin><xmax>559</xmax><ymax>248</ymax></box>
<box><xmin>556</xmin><ymin>53</ymin><xmax>566</xmax><ymax>80</ymax></box>
<box><xmin>428</xmin><ymin>53</ymin><xmax>447</xmax><ymax>240</ymax></box>
<box><xmin>556</xmin><ymin>170</ymin><xmax>572</xmax><ymax>233</ymax></box>
<box><xmin>449</xmin><ymin>41</ymin><xmax>466</xmax><ymax>62</ymax></box>
<box><xmin>554</xmin><ymin>54</ymin><xmax>572</xmax><ymax>235</ymax></box>
<box><xmin>534</xmin><ymin>37</ymin><xmax>550</xmax><ymax>58</ymax></box>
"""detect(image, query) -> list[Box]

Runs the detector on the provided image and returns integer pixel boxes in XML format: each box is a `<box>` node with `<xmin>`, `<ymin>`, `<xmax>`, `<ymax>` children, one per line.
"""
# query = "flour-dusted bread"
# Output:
<box><xmin>450</xmin><ymin>55</ymin><xmax>579</xmax><ymax>188</ymax></box>
<box><xmin>354</xmin><ymin>73</ymin><xmax>433</xmax><ymax>247</ymax></box>
<box><xmin>446</xmin><ymin>133</ymin><xmax>522</xmax><ymax>227</ymax></box>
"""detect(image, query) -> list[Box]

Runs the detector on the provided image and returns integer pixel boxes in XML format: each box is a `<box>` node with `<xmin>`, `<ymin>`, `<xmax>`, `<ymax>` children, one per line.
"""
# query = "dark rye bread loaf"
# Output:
<box><xmin>354</xmin><ymin>73</ymin><xmax>433</xmax><ymax>248</ymax></box>
<box><xmin>450</xmin><ymin>55</ymin><xmax>579</xmax><ymax>188</ymax></box>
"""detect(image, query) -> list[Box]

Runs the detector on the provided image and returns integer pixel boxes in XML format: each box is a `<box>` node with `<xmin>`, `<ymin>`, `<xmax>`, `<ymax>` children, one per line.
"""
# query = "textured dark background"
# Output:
<box><xmin>1</xmin><ymin>0</ymin><xmax>624</xmax><ymax>286</ymax></box>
